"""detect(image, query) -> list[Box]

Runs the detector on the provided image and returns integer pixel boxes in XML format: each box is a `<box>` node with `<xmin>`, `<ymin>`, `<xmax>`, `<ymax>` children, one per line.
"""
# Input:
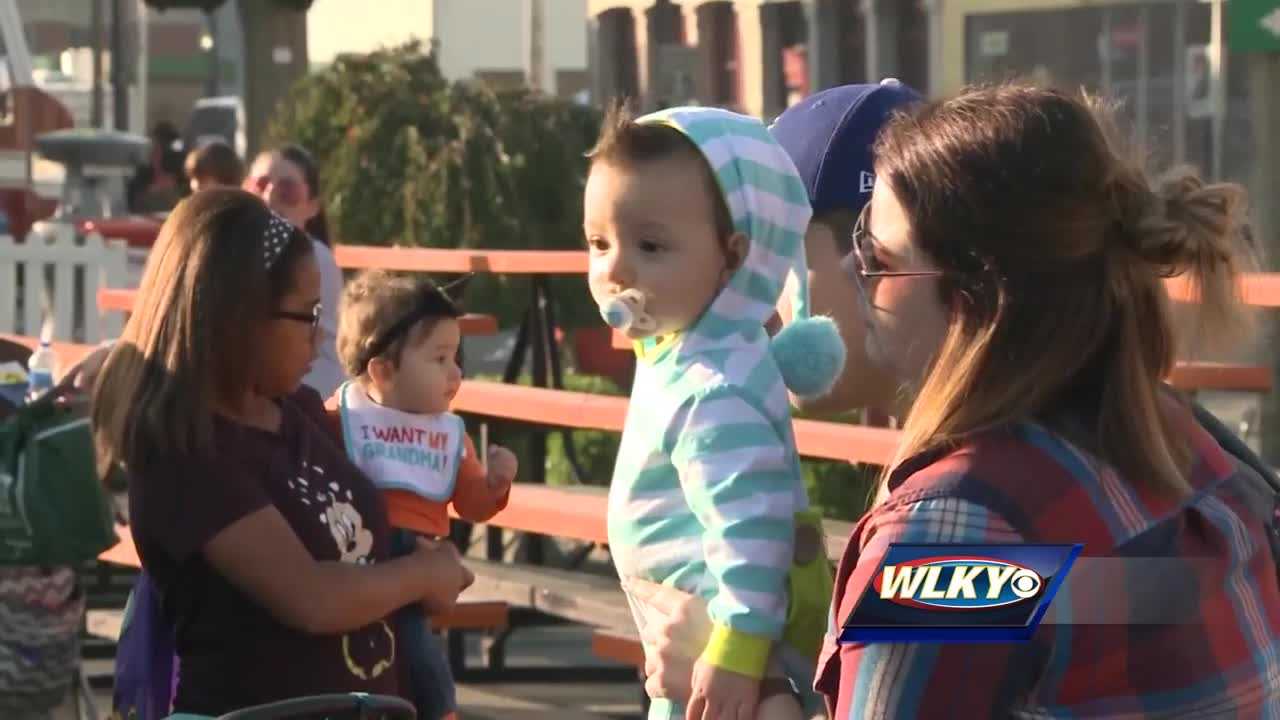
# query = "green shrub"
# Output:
<box><xmin>266</xmin><ymin>41</ymin><xmax>602</xmax><ymax>330</ymax></box>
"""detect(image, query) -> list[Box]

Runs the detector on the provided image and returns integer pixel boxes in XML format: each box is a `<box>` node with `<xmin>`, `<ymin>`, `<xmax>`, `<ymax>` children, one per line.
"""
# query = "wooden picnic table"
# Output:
<box><xmin>1</xmin><ymin>334</ymin><xmax>1265</xmax><ymax>563</ymax></box>
<box><xmin>453</xmin><ymin>379</ymin><xmax>902</xmax><ymax>464</ymax></box>
<box><xmin>328</xmin><ymin>247</ymin><xmax>1280</xmax><ymax>308</ymax></box>
<box><xmin>608</xmin><ymin>332</ymin><xmax>1272</xmax><ymax>393</ymax></box>
<box><xmin>330</xmin><ymin>246</ymin><xmax>1280</xmax><ymax>308</ymax></box>
<box><xmin>96</xmin><ymin>289</ymin><xmax>499</xmax><ymax>336</ymax></box>
<box><xmin>65</xmin><ymin>222</ymin><xmax>1280</xmax><ymax>308</ymax></box>
<box><xmin>1165</xmin><ymin>273</ymin><xmax>1280</xmax><ymax>308</ymax></box>
<box><xmin>95</xmin><ymin>484</ymin><xmax>614</xmax><ymax>571</ymax></box>
<box><xmin>340</xmin><ymin>247</ymin><xmax>1280</xmax><ymax>309</ymax></box>
<box><xmin>331</xmin><ymin>247</ymin><xmax>588</xmax><ymax>275</ymax></box>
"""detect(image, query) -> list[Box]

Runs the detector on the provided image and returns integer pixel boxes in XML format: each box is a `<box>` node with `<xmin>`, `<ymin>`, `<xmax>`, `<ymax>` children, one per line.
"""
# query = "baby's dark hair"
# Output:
<box><xmin>185</xmin><ymin>140</ymin><xmax>244</xmax><ymax>187</ymax></box>
<box><xmin>337</xmin><ymin>270</ymin><xmax>462</xmax><ymax>377</ymax></box>
<box><xmin>587</xmin><ymin>102</ymin><xmax>735</xmax><ymax>249</ymax></box>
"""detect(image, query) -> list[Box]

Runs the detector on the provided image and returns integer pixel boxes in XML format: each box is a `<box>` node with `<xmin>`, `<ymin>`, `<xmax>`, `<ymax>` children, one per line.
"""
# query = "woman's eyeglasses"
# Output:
<box><xmin>849</xmin><ymin>205</ymin><xmax>946</xmax><ymax>279</ymax></box>
<box><xmin>275</xmin><ymin>303</ymin><xmax>322</xmax><ymax>334</ymax></box>
<box><xmin>245</xmin><ymin>174</ymin><xmax>305</xmax><ymax>207</ymax></box>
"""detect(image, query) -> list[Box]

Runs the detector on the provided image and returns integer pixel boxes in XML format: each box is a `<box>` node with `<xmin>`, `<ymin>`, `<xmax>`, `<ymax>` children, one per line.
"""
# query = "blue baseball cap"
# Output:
<box><xmin>769</xmin><ymin>79</ymin><xmax>923</xmax><ymax>217</ymax></box>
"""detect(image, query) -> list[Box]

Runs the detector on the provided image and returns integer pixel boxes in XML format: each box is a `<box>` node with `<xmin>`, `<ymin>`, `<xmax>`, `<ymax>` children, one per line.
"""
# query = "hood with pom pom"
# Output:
<box><xmin>640</xmin><ymin>107</ymin><xmax>811</xmax><ymax>336</ymax></box>
<box><xmin>630</xmin><ymin>106</ymin><xmax>844</xmax><ymax>399</ymax></box>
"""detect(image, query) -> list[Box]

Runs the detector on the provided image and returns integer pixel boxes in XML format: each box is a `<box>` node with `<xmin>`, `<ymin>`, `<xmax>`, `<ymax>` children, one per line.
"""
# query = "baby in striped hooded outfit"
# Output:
<box><xmin>584</xmin><ymin>105</ymin><xmax>846</xmax><ymax>719</ymax></box>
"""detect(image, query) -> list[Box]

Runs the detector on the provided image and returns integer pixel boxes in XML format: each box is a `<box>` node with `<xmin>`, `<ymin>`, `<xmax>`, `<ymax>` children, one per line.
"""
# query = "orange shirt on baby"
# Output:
<box><xmin>324</xmin><ymin>381</ymin><xmax>508</xmax><ymax>537</ymax></box>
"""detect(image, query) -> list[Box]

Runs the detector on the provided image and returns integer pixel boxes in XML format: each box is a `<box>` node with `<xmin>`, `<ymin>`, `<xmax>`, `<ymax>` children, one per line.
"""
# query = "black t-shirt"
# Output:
<box><xmin>128</xmin><ymin>387</ymin><xmax>401</xmax><ymax>715</ymax></box>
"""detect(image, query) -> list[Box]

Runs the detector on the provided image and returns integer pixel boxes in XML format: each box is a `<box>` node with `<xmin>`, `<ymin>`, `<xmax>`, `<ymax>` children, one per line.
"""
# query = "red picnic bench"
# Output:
<box><xmin>95</xmin><ymin>289</ymin><xmax>501</xmax><ymax>337</ymax></box>
<box><xmin>611</xmin><ymin>330</ymin><xmax>1272</xmax><ymax>394</ymax></box>
<box><xmin>15</xmin><ymin>243</ymin><xmax>1280</xmax><ymax>686</ymax></box>
<box><xmin>5</xmin><ymin>334</ymin><xmax>871</xmax><ymax>680</ymax></box>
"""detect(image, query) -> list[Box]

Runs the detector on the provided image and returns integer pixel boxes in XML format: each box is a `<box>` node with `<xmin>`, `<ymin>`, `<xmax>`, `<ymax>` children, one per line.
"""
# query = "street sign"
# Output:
<box><xmin>1231</xmin><ymin>0</ymin><xmax>1280</xmax><ymax>54</ymax></box>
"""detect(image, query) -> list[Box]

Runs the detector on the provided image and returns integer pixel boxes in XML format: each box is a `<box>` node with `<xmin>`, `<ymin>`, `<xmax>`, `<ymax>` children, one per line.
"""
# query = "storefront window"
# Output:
<box><xmin>964</xmin><ymin>1</ymin><xmax>1254</xmax><ymax>189</ymax></box>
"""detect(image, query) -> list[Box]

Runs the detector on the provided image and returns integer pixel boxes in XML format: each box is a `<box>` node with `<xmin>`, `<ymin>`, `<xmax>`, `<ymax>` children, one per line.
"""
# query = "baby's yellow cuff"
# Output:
<box><xmin>700</xmin><ymin>623</ymin><xmax>771</xmax><ymax>679</ymax></box>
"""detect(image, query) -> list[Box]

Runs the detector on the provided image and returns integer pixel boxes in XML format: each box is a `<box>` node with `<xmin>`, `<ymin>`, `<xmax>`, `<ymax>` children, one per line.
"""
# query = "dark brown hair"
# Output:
<box><xmin>336</xmin><ymin>270</ymin><xmax>461</xmax><ymax>377</ymax></box>
<box><xmin>93</xmin><ymin>189</ymin><xmax>313</xmax><ymax>478</ymax></box>
<box><xmin>587</xmin><ymin>102</ymin><xmax>734</xmax><ymax>246</ymax></box>
<box><xmin>184</xmin><ymin>140</ymin><xmax>244</xmax><ymax>188</ymax></box>
<box><xmin>874</xmin><ymin>84</ymin><xmax>1254</xmax><ymax>497</ymax></box>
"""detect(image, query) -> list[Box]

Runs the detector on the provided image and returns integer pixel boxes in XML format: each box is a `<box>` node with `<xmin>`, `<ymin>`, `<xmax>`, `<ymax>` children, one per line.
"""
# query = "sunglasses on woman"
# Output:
<box><xmin>848</xmin><ymin>204</ymin><xmax>946</xmax><ymax>279</ymax></box>
<box><xmin>842</xmin><ymin>205</ymin><xmax>946</xmax><ymax>314</ymax></box>
<box><xmin>245</xmin><ymin>174</ymin><xmax>306</xmax><ymax>207</ymax></box>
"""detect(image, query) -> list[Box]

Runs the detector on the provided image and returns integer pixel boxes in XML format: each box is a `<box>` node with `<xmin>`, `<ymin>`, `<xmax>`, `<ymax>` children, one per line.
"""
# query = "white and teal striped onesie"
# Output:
<box><xmin>605</xmin><ymin>108</ymin><xmax>839</xmax><ymax>719</ymax></box>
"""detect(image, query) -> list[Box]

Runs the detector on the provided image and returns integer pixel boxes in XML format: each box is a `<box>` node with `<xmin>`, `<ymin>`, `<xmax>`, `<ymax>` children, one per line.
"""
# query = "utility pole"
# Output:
<box><xmin>137</xmin><ymin>0</ymin><xmax>149</xmax><ymax>132</ymax></box>
<box><xmin>1240</xmin><ymin>8</ymin><xmax>1280</xmax><ymax>462</ymax></box>
<box><xmin>525</xmin><ymin>0</ymin><xmax>545</xmax><ymax>92</ymax></box>
<box><xmin>238</xmin><ymin>0</ymin><xmax>308</xmax><ymax>157</ymax></box>
<box><xmin>111</xmin><ymin>0</ymin><xmax>129</xmax><ymax>131</ymax></box>
<box><xmin>203</xmin><ymin>10</ymin><xmax>219</xmax><ymax>97</ymax></box>
<box><xmin>91</xmin><ymin>0</ymin><xmax>104</xmax><ymax>128</ymax></box>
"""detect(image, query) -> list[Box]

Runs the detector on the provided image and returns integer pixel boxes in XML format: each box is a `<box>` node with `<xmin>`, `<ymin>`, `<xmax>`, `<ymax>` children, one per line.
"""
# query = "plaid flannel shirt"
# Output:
<box><xmin>816</xmin><ymin>408</ymin><xmax>1280</xmax><ymax>719</ymax></box>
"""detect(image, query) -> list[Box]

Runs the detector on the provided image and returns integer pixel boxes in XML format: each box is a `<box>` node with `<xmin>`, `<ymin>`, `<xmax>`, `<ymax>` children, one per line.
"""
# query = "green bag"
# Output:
<box><xmin>0</xmin><ymin>392</ymin><xmax>118</xmax><ymax>565</ymax></box>
<box><xmin>783</xmin><ymin>507</ymin><xmax>835</xmax><ymax>661</ymax></box>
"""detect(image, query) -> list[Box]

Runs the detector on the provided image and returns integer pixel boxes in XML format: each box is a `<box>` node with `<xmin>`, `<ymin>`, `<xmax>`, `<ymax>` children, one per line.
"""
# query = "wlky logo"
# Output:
<box><xmin>841</xmin><ymin>543</ymin><xmax>1081</xmax><ymax>643</ymax></box>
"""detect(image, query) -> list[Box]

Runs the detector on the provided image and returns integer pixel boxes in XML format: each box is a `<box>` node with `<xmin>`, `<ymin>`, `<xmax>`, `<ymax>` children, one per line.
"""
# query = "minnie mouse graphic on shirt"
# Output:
<box><xmin>287</xmin><ymin>457</ymin><xmax>394</xmax><ymax>679</ymax></box>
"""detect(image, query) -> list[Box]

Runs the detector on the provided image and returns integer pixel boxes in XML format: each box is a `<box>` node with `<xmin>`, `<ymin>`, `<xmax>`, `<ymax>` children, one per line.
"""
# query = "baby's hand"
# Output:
<box><xmin>486</xmin><ymin>444</ymin><xmax>517</xmax><ymax>494</ymax></box>
<box><xmin>686</xmin><ymin>659</ymin><xmax>758</xmax><ymax>720</ymax></box>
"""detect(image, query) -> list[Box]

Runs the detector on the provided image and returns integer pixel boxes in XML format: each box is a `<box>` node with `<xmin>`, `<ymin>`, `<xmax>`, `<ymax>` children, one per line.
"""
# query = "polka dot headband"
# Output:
<box><xmin>263</xmin><ymin>212</ymin><xmax>294</xmax><ymax>270</ymax></box>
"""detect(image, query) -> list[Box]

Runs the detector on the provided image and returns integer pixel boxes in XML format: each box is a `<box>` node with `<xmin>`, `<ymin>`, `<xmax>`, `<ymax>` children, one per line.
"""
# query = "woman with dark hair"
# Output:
<box><xmin>244</xmin><ymin>145</ymin><xmax>345</xmax><ymax>397</ymax></box>
<box><xmin>92</xmin><ymin>189</ymin><xmax>472</xmax><ymax>715</ymax></box>
<box><xmin>127</xmin><ymin>121</ymin><xmax>186</xmax><ymax>213</ymax></box>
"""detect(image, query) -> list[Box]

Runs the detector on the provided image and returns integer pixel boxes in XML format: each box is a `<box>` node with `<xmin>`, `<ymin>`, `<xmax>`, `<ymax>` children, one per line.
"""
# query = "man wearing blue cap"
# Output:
<box><xmin>768</xmin><ymin>78</ymin><xmax>923</xmax><ymax>418</ymax></box>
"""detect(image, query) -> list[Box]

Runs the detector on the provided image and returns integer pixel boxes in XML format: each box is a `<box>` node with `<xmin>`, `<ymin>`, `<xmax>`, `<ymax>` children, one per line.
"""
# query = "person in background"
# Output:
<box><xmin>769</xmin><ymin>79</ymin><xmax>922</xmax><ymax>419</ymax></box>
<box><xmin>127</xmin><ymin>121</ymin><xmax>186</xmax><ymax>214</ymax></box>
<box><xmin>635</xmin><ymin>82</ymin><xmax>1280</xmax><ymax>718</ymax></box>
<box><xmin>184</xmin><ymin>140</ymin><xmax>245</xmax><ymax>193</ymax></box>
<box><xmin>244</xmin><ymin>144</ymin><xmax>345</xmax><ymax>397</ymax></box>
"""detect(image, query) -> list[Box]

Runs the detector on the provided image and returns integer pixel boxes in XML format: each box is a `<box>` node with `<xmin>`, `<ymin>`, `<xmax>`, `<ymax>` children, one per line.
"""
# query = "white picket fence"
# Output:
<box><xmin>0</xmin><ymin>221</ymin><xmax>133</xmax><ymax>344</ymax></box>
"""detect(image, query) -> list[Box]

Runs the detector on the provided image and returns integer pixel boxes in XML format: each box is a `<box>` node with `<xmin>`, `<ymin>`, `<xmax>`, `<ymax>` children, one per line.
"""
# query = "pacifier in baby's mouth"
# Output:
<box><xmin>600</xmin><ymin>289</ymin><xmax>658</xmax><ymax>336</ymax></box>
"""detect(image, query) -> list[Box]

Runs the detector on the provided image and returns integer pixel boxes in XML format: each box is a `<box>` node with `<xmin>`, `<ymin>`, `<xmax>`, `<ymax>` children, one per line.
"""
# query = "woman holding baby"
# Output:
<box><xmin>636</xmin><ymin>83</ymin><xmax>1280</xmax><ymax>718</ymax></box>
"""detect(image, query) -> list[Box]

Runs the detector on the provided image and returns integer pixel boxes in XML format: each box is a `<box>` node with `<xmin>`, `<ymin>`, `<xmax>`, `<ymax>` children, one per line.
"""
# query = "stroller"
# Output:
<box><xmin>163</xmin><ymin>694</ymin><xmax>415</xmax><ymax>720</ymax></box>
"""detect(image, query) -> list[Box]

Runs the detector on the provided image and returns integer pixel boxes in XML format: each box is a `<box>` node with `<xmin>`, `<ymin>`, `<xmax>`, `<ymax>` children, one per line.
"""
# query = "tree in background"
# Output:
<box><xmin>265</xmin><ymin>41</ymin><xmax>601</xmax><ymax>328</ymax></box>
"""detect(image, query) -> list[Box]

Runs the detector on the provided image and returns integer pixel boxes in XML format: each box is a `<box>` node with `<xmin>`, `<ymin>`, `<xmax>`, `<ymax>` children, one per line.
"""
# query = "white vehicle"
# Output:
<box><xmin>185</xmin><ymin>94</ymin><xmax>247</xmax><ymax>158</ymax></box>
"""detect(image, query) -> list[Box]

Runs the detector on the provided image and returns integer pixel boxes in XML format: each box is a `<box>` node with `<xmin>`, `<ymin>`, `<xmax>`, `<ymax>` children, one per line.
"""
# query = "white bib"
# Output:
<box><xmin>337</xmin><ymin>381</ymin><xmax>465</xmax><ymax>502</ymax></box>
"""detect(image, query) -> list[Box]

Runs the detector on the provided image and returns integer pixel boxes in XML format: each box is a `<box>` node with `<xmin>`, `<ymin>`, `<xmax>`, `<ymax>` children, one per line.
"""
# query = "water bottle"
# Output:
<box><xmin>26</xmin><ymin>340</ymin><xmax>56</xmax><ymax>402</ymax></box>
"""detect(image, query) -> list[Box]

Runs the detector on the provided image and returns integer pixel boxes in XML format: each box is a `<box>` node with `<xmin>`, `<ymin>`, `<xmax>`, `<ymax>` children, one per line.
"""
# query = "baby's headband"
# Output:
<box><xmin>357</xmin><ymin>275</ymin><xmax>471</xmax><ymax>371</ymax></box>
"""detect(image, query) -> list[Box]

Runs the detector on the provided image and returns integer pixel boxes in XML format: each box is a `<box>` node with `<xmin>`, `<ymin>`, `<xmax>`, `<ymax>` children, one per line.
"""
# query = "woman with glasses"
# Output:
<box><xmin>818</xmin><ymin>86</ymin><xmax>1278</xmax><ymax>717</ymax></box>
<box><xmin>635</xmin><ymin>83</ymin><xmax>1280</xmax><ymax>718</ymax></box>
<box><xmin>92</xmin><ymin>190</ymin><xmax>474</xmax><ymax>716</ymax></box>
<box><xmin>243</xmin><ymin>144</ymin><xmax>346</xmax><ymax>398</ymax></box>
